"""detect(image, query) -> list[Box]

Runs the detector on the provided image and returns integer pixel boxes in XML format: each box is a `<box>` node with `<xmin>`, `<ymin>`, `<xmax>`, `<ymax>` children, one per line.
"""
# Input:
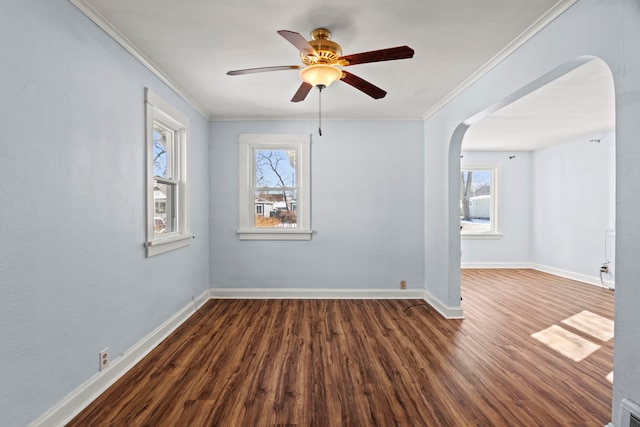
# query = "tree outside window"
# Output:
<box><xmin>254</xmin><ymin>149</ymin><xmax>297</xmax><ymax>228</ymax></box>
<box><xmin>144</xmin><ymin>88</ymin><xmax>191</xmax><ymax>256</ymax></box>
<box><xmin>237</xmin><ymin>134</ymin><xmax>311</xmax><ymax>241</ymax></box>
<box><xmin>460</xmin><ymin>168</ymin><xmax>498</xmax><ymax>235</ymax></box>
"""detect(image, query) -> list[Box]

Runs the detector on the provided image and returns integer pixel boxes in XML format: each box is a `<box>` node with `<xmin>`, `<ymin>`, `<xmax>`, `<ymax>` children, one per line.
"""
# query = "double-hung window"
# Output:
<box><xmin>238</xmin><ymin>134</ymin><xmax>311</xmax><ymax>240</ymax></box>
<box><xmin>144</xmin><ymin>89</ymin><xmax>191</xmax><ymax>256</ymax></box>
<box><xmin>460</xmin><ymin>164</ymin><xmax>501</xmax><ymax>238</ymax></box>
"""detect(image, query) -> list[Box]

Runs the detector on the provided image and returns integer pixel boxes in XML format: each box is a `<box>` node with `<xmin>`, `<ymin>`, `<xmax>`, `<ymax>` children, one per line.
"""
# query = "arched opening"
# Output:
<box><xmin>448</xmin><ymin>56</ymin><xmax>616</xmax><ymax>312</ymax></box>
<box><xmin>448</xmin><ymin>55</ymin><xmax>616</xmax><ymax>405</ymax></box>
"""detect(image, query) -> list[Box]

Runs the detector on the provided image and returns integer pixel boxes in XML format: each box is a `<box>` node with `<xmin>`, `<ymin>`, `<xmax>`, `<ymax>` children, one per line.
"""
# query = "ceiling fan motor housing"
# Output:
<box><xmin>301</xmin><ymin>28</ymin><xmax>342</xmax><ymax>65</ymax></box>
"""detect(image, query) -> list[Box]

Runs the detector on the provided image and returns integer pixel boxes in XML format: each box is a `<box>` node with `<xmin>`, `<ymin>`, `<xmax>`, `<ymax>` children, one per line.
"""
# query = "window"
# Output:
<box><xmin>238</xmin><ymin>134</ymin><xmax>311</xmax><ymax>240</ymax></box>
<box><xmin>144</xmin><ymin>89</ymin><xmax>191</xmax><ymax>256</ymax></box>
<box><xmin>460</xmin><ymin>165</ymin><xmax>501</xmax><ymax>238</ymax></box>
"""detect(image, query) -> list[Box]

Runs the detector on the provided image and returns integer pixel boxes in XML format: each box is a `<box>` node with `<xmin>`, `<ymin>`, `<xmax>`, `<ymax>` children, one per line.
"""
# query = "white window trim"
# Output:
<box><xmin>238</xmin><ymin>134</ymin><xmax>312</xmax><ymax>241</ymax></box>
<box><xmin>144</xmin><ymin>88</ymin><xmax>192</xmax><ymax>256</ymax></box>
<box><xmin>460</xmin><ymin>163</ymin><xmax>502</xmax><ymax>239</ymax></box>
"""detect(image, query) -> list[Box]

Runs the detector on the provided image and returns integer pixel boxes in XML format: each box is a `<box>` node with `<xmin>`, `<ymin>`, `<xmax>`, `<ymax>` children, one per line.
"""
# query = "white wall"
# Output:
<box><xmin>460</xmin><ymin>151</ymin><xmax>532</xmax><ymax>266</ymax></box>
<box><xmin>423</xmin><ymin>0</ymin><xmax>640</xmax><ymax>423</ymax></box>
<box><xmin>0</xmin><ymin>1</ymin><xmax>210</xmax><ymax>426</ymax></box>
<box><xmin>209</xmin><ymin>120</ymin><xmax>425</xmax><ymax>292</ymax></box>
<box><xmin>532</xmin><ymin>130</ymin><xmax>615</xmax><ymax>282</ymax></box>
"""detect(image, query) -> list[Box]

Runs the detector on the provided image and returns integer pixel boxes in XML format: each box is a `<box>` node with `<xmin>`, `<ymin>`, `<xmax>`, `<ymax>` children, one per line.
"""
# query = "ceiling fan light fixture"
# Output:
<box><xmin>299</xmin><ymin>64</ymin><xmax>342</xmax><ymax>88</ymax></box>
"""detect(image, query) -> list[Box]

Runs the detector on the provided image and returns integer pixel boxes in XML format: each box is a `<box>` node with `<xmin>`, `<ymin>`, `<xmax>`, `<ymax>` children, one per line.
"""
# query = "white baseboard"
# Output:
<box><xmin>423</xmin><ymin>290</ymin><xmax>464</xmax><ymax>319</ymax></box>
<box><xmin>32</xmin><ymin>286</ymin><xmax>457</xmax><ymax>426</ymax></box>
<box><xmin>210</xmin><ymin>287</ymin><xmax>464</xmax><ymax>318</ymax></box>
<box><xmin>462</xmin><ymin>262</ymin><xmax>615</xmax><ymax>289</ymax></box>
<box><xmin>210</xmin><ymin>288</ymin><xmax>425</xmax><ymax>299</ymax></box>
<box><xmin>531</xmin><ymin>263</ymin><xmax>615</xmax><ymax>289</ymax></box>
<box><xmin>461</xmin><ymin>262</ymin><xmax>532</xmax><ymax>269</ymax></box>
<box><xmin>29</xmin><ymin>289</ymin><xmax>211</xmax><ymax>427</ymax></box>
<box><xmin>31</xmin><ymin>266</ymin><xmax>611</xmax><ymax>426</ymax></box>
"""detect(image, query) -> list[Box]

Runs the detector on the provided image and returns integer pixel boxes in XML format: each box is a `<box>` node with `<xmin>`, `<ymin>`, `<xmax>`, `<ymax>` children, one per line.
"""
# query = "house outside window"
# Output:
<box><xmin>238</xmin><ymin>134</ymin><xmax>311</xmax><ymax>240</ymax></box>
<box><xmin>460</xmin><ymin>164</ymin><xmax>501</xmax><ymax>238</ymax></box>
<box><xmin>144</xmin><ymin>89</ymin><xmax>192</xmax><ymax>256</ymax></box>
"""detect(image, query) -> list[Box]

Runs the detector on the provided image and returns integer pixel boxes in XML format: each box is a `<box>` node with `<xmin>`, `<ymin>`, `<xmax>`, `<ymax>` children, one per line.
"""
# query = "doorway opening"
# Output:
<box><xmin>451</xmin><ymin>54</ymin><xmax>616</xmax><ymax>402</ymax></box>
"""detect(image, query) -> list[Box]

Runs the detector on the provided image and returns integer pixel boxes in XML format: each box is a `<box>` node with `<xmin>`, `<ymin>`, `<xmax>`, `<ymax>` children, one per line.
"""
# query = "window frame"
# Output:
<box><xmin>238</xmin><ymin>133</ymin><xmax>311</xmax><ymax>241</ymax></box>
<box><xmin>144</xmin><ymin>88</ymin><xmax>192</xmax><ymax>256</ymax></box>
<box><xmin>460</xmin><ymin>163</ymin><xmax>502</xmax><ymax>239</ymax></box>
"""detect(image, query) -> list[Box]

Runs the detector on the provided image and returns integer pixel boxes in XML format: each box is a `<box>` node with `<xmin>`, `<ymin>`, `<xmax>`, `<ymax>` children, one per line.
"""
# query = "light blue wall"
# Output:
<box><xmin>0</xmin><ymin>1</ymin><xmax>210</xmax><ymax>425</ymax></box>
<box><xmin>424</xmin><ymin>0</ymin><xmax>639</xmax><ymax>423</ymax></box>
<box><xmin>460</xmin><ymin>130</ymin><xmax>615</xmax><ymax>282</ymax></box>
<box><xmin>209</xmin><ymin>120</ymin><xmax>425</xmax><ymax>291</ymax></box>
<box><xmin>460</xmin><ymin>151</ymin><xmax>532</xmax><ymax>265</ymax></box>
<box><xmin>3</xmin><ymin>0</ymin><xmax>640</xmax><ymax>426</ymax></box>
<box><xmin>532</xmin><ymin>130</ymin><xmax>615</xmax><ymax>280</ymax></box>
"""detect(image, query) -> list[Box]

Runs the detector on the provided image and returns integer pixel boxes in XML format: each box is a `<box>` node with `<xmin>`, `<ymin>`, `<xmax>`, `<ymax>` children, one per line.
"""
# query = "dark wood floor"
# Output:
<box><xmin>68</xmin><ymin>269</ymin><xmax>615</xmax><ymax>426</ymax></box>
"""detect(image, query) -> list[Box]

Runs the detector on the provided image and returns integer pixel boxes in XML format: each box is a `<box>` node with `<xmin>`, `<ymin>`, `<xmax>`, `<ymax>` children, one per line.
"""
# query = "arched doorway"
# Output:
<box><xmin>447</xmin><ymin>56</ymin><xmax>616</xmax><ymax>311</ymax></box>
<box><xmin>449</xmin><ymin>56</ymin><xmax>616</xmax><ymax>406</ymax></box>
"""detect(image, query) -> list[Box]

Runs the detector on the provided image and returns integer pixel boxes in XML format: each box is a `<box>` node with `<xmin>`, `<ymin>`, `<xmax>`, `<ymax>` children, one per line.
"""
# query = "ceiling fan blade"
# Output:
<box><xmin>277</xmin><ymin>30</ymin><xmax>318</xmax><ymax>57</ymax></box>
<box><xmin>291</xmin><ymin>82</ymin><xmax>313</xmax><ymax>103</ymax></box>
<box><xmin>339</xmin><ymin>46</ymin><xmax>414</xmax><ymax>66</ymax></box>
<box><xmin>227</xmin><ymin>65</ymin><xmax>301</xmax><ymax>76</ymax></box>
<box><xmin>341</xmin><ymin>71</ymin><xmax>387</xmax><ymax>99</ymax></box>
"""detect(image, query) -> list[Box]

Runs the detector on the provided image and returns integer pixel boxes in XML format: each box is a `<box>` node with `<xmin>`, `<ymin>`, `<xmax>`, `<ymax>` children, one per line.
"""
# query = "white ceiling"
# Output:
<box><xmin>71</xmin><ymin>0</ymin><xmax>615</xmax><ymax>150</ymax></box>
<box><xmin>463</xmin><ymin>58</ymin><xmax>615</xmax><ymax>151</ymax></box>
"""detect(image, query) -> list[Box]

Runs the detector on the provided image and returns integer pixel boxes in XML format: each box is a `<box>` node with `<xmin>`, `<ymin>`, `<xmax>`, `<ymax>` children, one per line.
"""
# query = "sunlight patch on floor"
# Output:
<box><xmin>606</xmin><ymin>371</ymin><xmax>614</xmax><ymax>383</ymax></box>
<box><xmin>561</xmin><ymin>310</ymin><xmax>614</xmax><ymax>341</ymax></box>
<box><xmin>531</xmin><ymin>325</ymin><xmax>601</xmax><ymax>362</ymax></box>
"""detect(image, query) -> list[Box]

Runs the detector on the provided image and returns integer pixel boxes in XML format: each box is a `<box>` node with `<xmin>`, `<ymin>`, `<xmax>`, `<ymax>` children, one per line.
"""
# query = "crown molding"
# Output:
<box><xmin>422</xmin><ymin>0</ymin><xmax>578</xmax><ymax>120</ymax></box>
<box><xmin>68</xmin><ymin>0</ymin><xmax>209</xmax><ymax>119</ymax></box>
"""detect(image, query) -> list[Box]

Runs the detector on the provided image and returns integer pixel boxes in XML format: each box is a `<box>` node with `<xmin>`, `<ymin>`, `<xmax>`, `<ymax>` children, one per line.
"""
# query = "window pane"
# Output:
<box><xmin>460</xmin><ymin>170</ymin><xmax>491</xmax><ymax>233</ymax></box>
<box><xmin>255</xmin><ymin>149</ymin><xmax>296</xmax><ymax>188</ymax></box>
<box><xmin>154</xmin><ymin>180</ymin><xmax>177</xmax><ymax>235</ymax></box>
<box><xmin>254</xmin><ymin>190</ymin><xmax>297</xmax><ymax>228</ymax></box>
<box><xmin>153</xmin><ymin>124</ymin><xmax>173</xmax><ymax>179</ymax></box>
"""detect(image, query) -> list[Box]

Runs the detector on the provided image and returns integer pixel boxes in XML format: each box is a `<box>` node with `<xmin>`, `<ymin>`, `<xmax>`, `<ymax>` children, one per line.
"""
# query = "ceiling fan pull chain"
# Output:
<box><xmin>318</xmin><ymin>85</ymin><xmax>323</xmax><ymax>136</ymax></box>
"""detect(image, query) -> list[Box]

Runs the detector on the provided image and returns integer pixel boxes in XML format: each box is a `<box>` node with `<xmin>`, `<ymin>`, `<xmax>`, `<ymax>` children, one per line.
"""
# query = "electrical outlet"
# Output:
<box><xmin>99</xmin><ymin>348</ymin><xmax>109</xmax><ymax>371</ymax></box>
<box><xmin>400</xmin><ymin>280</ymin><xmax>407</xmax><ymax>290</ymax></box>
<box><xmin>600</xmin><ymin>264</ymin><xmax>609</xmax><ymax>273</ymax></box>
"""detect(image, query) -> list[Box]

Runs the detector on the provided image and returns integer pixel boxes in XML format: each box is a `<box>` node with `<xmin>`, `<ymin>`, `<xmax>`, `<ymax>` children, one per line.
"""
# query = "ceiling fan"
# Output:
<box><xmin>226</xmin><ymin>28</ymin><xmax>415</xmax><ymax>102</ymax></box>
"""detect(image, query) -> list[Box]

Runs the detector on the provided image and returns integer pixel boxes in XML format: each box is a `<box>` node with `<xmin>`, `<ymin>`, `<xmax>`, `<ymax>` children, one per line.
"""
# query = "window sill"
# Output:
<box><xmin>145</xmin><ymin>233</ymin><xmax>193</xmax><ymax>256</ymax></box>
<box><xmin>237</xmin><ymin>229</ymin><xmax>312</xmax><ymax>241</ymax></box>
<box><xmin>461</xmin><ymin>233</ymin><xmax>503</xmax><ymax>240</ymax></box>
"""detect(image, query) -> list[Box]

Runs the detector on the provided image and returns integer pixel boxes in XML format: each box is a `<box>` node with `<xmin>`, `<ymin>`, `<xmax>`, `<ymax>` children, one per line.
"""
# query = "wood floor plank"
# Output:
<box><xmin>68</xmin><ymin>269</ymin><xmax>614</xmax><ymax>426</ymax></box>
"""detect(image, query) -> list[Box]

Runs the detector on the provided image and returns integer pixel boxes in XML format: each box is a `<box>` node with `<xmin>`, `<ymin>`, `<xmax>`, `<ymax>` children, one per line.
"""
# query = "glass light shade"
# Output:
<box><xmin>299</xmin><ymin>64</ymin><xmax>342</xmax><ymax>88</ymax></box>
